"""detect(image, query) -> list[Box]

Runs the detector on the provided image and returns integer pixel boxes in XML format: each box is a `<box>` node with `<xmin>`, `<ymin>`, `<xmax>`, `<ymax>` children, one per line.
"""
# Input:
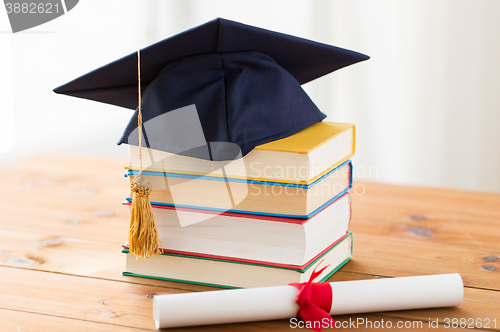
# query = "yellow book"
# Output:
<box><xmin>127</xmin><ymin>121</ymin><xmax>355</xmax><ymax>185</ymax></box>
<box><xmin>256</xmin><ymin>122</ymin><xmax>355</xmax><ymax>154</ymax></box>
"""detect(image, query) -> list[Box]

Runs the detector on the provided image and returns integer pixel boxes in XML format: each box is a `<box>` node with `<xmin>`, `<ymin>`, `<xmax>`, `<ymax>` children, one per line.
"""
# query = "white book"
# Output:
<box><xmin>124</xmin><ymin>193</ymin><xmax>351</xmax><ymax>266</ymax></box>
<box><xmin>123</xmin><ymin>233</ymin><xmax>353</xmax><ymax>289</ymax></box>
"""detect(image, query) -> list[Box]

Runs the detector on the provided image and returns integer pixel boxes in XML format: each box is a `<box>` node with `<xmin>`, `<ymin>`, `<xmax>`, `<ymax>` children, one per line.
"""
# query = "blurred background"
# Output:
<box><xmin>1</xmin><ymin>0</ymin><xmax>499</xmax><ymax>192</ymax></box>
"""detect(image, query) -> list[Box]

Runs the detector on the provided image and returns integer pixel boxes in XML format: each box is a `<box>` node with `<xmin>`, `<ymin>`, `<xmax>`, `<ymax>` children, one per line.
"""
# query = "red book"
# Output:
<box><xmin>123</xmin><ymin>192</ymin><xmax>351</xmax><ymax>267</ymax></box>
<box><xmin>122</xmin><ymin>233</ymin><xmax>353</xmax><ymax>289</ymax></box>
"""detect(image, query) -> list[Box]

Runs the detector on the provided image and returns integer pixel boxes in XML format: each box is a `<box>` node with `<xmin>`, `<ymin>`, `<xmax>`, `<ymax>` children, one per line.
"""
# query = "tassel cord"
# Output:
<box><xmin>128</xmin><ymin>50</ymin><xmax>162</xmax><ymax>259</ymax></box>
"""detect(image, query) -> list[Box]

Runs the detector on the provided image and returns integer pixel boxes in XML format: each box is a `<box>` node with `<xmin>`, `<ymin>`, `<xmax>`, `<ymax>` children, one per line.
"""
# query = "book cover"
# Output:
<box><xmin>126</xmin><ymin>122</ymin><xmax>355</xmax><ymax>185</ymax></box>
<box><xmin>125</xmin><ymin>160</ymin><xmax>352</xmax><ymax>219</ymax></box>
<box><xmin>122</xmin><ymin>233</ymin><xmax>353</xmax><ymax>289</ymax></box>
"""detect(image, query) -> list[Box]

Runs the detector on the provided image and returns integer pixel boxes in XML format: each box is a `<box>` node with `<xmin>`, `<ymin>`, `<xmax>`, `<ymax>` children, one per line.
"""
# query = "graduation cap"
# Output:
<box><xmin>54</xmin><ymin>17</ymin><xmax>369</xmax><ymax>161</ymax></box>
<box><xmin>54</xmin><ymin>18</ymin><xmax>369</xmax><ymax>259</ymax></box>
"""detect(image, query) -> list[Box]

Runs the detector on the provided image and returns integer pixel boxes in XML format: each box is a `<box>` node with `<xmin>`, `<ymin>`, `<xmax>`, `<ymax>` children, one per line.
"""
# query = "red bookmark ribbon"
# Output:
<box><xmin>289</xmin><ymin>262</ymin><xmax>334</xmax><ymax>331</ymax></box>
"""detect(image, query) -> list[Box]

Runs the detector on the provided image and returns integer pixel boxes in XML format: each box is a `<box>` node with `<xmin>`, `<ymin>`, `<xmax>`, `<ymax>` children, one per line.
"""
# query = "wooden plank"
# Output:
<box><xmin>0</xmin><ymin>222</ymin><xmax>497</xmax><ymax>292</ymax></box>
<box><xmin>3</xmin><ymin>155</ymin><xmax>500</xmax><ymax>254</ymax></box>
<box><xmin>0</xmin><ymin>226</ymin><xmax>214</xmax><ymax>293</ymax></box>
<box><xmin>0</xmin><ymin>225</ymin><xmax>382</xmax><ymax>292</ymax></box>
<box><xmin>1</xmin><ymin>266</ymin><xmax>495</xmax><ymax>331</ymax></box>
<box><xmin>1</xmin><ymin>222</ymin><xmax>498</xmax><ymax>291</ymax></box>
<box><xmin>164</xmin><ymin>316</ymin><xmax>466</xmax><ymax>331</ymax></box>
<box><xmin>0</xmin><ymin>265</ymin><xmax>172</xmax><ymax>330</ymax></box>
<box><xmin>326</xmin><ymin>274</ymin><xmax>500</xmax><ymax>330</ymax></box>
<box><xmin>378</xmin><ymin>287</ymin><xmax>500</xmax><ymax>329</ymax></box>
<box><xmin>1</xmin><ymin>155</ymin><xmax>499</xmax><ymax>330</ymax></box>
<box><xmin>2</xmin><ymin>155</ymin><xmax>499</xmax><ymax>259</ymax></box>
<box><xmin>0</xmin><ymin>307</ymin><xmax>444</xmax><ymax>332</ymax></box>
<box><xmin>343</xmin><ymin>233</ymin><xmax>500</xmax><ymax>291</ymax></box>
<box><xmin>351</xmin><ymin>182</ymin><xmax>500</xmax><ymax>220</ymax></box>
<box><xmin>0</xmin><ymin>308</ymin><xmax>153</xmax><ymax>332</ymax></box>
<box><xmin>0</xmin><ymin>154</ymin><xmax>130</xmax><ymax>243</ymax></box>
<box><xmin>0</xmin><ymin>203</ymin><xmax>128</xmax><ymax>244</ymax></box>
<box><xmin>350</xmin><ymin>181</ymin><xmax>500</xmax><ymax>252</ymax></box>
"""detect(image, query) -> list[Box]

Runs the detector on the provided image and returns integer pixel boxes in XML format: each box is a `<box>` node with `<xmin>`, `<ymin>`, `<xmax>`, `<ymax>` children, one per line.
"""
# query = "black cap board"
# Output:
<box><xmin>54</xmin><ymin>18</ymin><xmax>369</xmax><ymax>160</ymax></box>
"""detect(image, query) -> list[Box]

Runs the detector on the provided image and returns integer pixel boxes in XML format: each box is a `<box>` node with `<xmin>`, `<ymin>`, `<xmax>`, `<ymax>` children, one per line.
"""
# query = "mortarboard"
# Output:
<box><xmin>53</xmin><ymin>18</ymin><xmax>369</xmax><ymax>160</ymax></box>
<box><xmin>53</xmin><ymin>18</ymin><xmax>369</xmax><ymax>259</ymax></box>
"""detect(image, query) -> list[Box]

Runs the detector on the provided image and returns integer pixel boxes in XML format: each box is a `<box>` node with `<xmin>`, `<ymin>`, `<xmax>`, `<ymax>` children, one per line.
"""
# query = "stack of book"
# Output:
<box><xmin>122</xmin><ymin>121</ymin><xmax>355</xmax><ymax>288</ymax></box>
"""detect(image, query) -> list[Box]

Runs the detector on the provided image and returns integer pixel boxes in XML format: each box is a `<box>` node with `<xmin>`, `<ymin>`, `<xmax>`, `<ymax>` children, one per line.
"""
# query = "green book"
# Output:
<box><xmin>122</xmin><ymin>232</ymin><xmax>353</xmax><ymax>289</ymax></box>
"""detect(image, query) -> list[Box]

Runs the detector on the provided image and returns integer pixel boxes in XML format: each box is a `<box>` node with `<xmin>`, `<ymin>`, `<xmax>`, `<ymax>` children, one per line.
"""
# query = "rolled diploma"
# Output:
<box><xmin>153</xmin><ymin>273</ymin><xmax>463</xmax><ymax>329</ymax></box>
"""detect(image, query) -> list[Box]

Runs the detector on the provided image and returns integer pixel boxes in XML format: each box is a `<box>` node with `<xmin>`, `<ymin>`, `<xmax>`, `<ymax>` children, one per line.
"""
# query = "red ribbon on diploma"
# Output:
<box><xmin>289</xmin><ymin>262</ymin><xmax>334</xmax><ymax>331</ymax></box>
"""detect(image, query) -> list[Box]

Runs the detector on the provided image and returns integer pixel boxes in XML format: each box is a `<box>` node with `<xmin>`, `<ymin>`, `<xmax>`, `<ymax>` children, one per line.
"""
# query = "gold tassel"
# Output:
<box><xmin>129</xmin><ymin>176</ymin><xmax>161</xmax><ymax>259</ymax></box>
<box><xmin>129</xmin><ymin>49</ymin><xmax>161</xmax><ymax>259</ymax></box>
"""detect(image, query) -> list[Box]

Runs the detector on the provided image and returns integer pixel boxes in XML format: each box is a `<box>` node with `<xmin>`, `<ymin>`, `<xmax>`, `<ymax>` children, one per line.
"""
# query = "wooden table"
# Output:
<box><xmin>1</xmin><ymin>155</ymin><xmax>499</xmax><ymax>331</ymax></box>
